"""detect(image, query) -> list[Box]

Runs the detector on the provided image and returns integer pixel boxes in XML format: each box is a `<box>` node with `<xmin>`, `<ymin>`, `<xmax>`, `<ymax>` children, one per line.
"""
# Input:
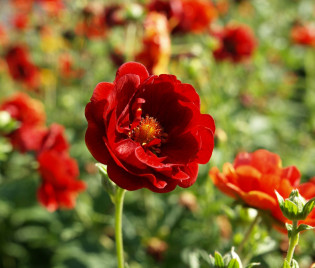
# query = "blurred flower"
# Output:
<box><xmin>85</xmin><ymin>62</ymin><xmax>215</xmax><ymax>192</ymax></box>
<box><xmin>215</xmin><ymin>0</ymin><xmax>229</xmax><ymax>17</ymax></box>
<box><xmin>146</xmin><ymin>237</ymin><xmax>168</xmax><ymax>261</ymax></box>
<box><xmin>5</xmin><ymin>45</ymin><xmax>40</xmax><ymax>90</ymax></box>
<box><xmin>76</xmin><ymin>5</ymin><xmax>106</xmax><ymax>39</ymax></box>
<box><xmin>12</xmin><ymin>13</ymin><xmax>29</xmax><ymax>30</ymax></box>
<box><xmin>37</xmin><ymin>0</ymin><xmax>64</xmax><ymax>16</ymax></box>
<box><xmin>40</xmin><ymin>26</ymin><xmax>64</xmax><ymax>53</ymax></box>
<box><xmin>216</xmin><ymin>215</ymin><xmax>232</xmax><ymax>239</ymax></box>
<box><xmin>172</xmin><ymin>0</ymin><xmax>217</xmax><ymax>34</ymax></box>
<box><xmin>136</xmin><ymin>12</ymin><xmax>171</xmax><ymax>74</ymax></box>
<box><xmin>210</xmin><ymin>149</ymin><xmax>301</xmax><ymax>224</ymax></box>
<box><xmin>212</xmin><ymin>24</ymin><xmax>256</xmax><ymax>62</ymax></box>
<box><xmin>179</xmin><ymin>191</ymin><xmax>198</xmax><ymax>212</ymax></box>
<box><xmin>103</xmin><ymin>4</ymin><xmax>126</xmax><ymax>27</ymax></box>
<box><xmin>37</xmin><ymin>124</ymin><xmax>86</xmax><ymax>212</ymax></box>
<box><xmin>0</xmin><ymin>25</ymin><xmax>8</xmax><ymax>46</ymax></box>
<box><xmin>58</xmin><ymin>53</ymin><xmax>83</xmax><ymax>79</ymax></box>
<box><xmin>147</xmin><ymin>0</ymin><xmax>183</xmax><ymax>29</ymax></box>
<box><xmin>37</xmin><ymin>150</ymin><xmax>86</xmax><ymax>212</ymax></box>
<box><xmin>0</xmin><ymin>93</ymin><xmax>46</xmax><ymax>152</ymax></box>
<box><xmin>11</xmin><ymin>0</ymin><xmax>34</xmax><ymax>12</ymax></box>
<box><xmin>291</xmin><ymin>23</ymin><xmax>315</xmax><ymax>47</ymax></box>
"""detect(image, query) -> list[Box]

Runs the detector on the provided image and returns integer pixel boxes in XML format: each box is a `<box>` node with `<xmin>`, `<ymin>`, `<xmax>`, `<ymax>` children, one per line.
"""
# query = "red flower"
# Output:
<box><xmin>291</xmin><ymin>23</ymin><xmax>315</xmax><ymax>47</ymax></box>
<box><xmin>85</xmin><ymin>62</ymin><xmax>215</xmax><ymax>193</ymax></box>
<box><xmin>37</xmin><ymin>124</ymin><xmax>86</xmax><ymax>212</ymax></box>
<box><xmin>0</xmin><ymin>93</ymin><xmax>46</xmax><ymax>152</ymax></box>
<box><xmin>148</xmin><ymin>0</ymin><xmax>217</xmax><ymax>34</ymax></box>
<box><xmin>5</xmin><ymin>45</ymin><xmax>40</xmax><ymax>89</ymax></box>
<box><xmin>212</xmin><ymin>24</ymin><xmax>256</xmax><ymax>62</ymax></box>
<box><xmin>12</xmin><ymin>13</ymin><xmax>29</xmax><ymax>30</ymax></box>
<box><xmin>37</xmin><ymin>151</ymin><xmax>86</xmax><ymax>212</ymax></box>
<box><xmin>135</xmin><ymin>12</ymin><xmax>171</xmax><ymax>74</ymax></box>
<box><xmin>210</xmin><ymin>149</ymin><xmax>301</xmax><ymax>224</ymax></box>
<box><xmin>173</xmin><ymin>0</ymin><xmax>217</xmax><ymax>34</ymax></box>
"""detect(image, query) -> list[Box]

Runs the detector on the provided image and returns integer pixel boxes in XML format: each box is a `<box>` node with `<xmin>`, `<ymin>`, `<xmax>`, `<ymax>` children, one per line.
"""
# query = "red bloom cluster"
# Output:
<box><xmin>37</xmin><ymin>124</ymin><xmax>86</xmax><ymax>212</ymax></box>
<box><xmin>85</xmin><ymin>62</ymin><xmax>215</xmax><ymax>193</ymax></box>
<box><xmin>148</xmin><ymin>0</ymin><xmax>217</xmax><ymax>34</ymax></box>
<box><xmin>210</xmin><ymin>149</ymin><xmax>315</xmax><ymax>227</ymax></box>
<box><xmin>5</xmin><ymin>45</ymin><xmax>40</xmax><ymax>90</ymax></box>
<box><xmin>212</xmin><ymin>24</ymin><xmax>256</xmax><ymax>62</ymax></box>
<box><xmin>291</xmin><ymin>23</ymin><xmax>315</xmax><ymax>47</ymax></box>
<box><xmin>0</xmin><ymin>93</ymin><xmax>85</xmax><ymax>212</ymax></box>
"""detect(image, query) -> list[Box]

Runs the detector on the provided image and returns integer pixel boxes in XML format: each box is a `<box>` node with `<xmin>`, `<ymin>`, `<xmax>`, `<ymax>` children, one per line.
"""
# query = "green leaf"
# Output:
<box><xmin>296</xmin><ymin>224</ymin><xmax>313</xmax><ymax>233</ymax></box>
<box><xmin>303</xmin><ymin>198</ymin><xmax>315</xmax><ymax>219</ymax></box>
<box><xmin>214</xmin><ymin>251</ymin><xmax>225</xmax><ymax>268</ymax></box>
<box><xmin>275</xmin><ymin>191</ymin><xmax>285</xmax><ymax>210</ymax></box>
<box><xmin>227</xmin><ymin>259</ymin><xmax>240</xmax><ymax>268</ymax></box>
<box><xmin>286</xmin><ymin>223</ymin><xmax>293</xmax><ymax>238</ymax></box>
<box><xmin>291</xmin><ymin>259</ymin><xmax>299</xmax><ymax>268</ymax></box>
<box><xmin>95</xmin><ymin>163</ymin><xmax>117</xmax><ymax>203</ymax></box>
<box><xmin>246</xmin><ymin>263</ymin><xmax>260</xmax><ymax>268</ymax></box>
<box><xmin>284</xmin><ymin>200</ymin><xmax>298</xmax><ymax>218</ymax></box>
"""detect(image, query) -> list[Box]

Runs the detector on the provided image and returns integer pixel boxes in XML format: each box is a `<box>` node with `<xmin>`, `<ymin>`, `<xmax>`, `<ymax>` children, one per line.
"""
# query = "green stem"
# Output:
<box><xmin>285</xmin><ymin>220</ymin><xmax>299</xmax><ymax>265</ymax></box>
<box><xmin>237</xmin><ymin>213</ymin><xmax>260</xmax><ymax>255</ymax></box>
<box><xmin>115</xmin><ymin>187</ymin><xmax>126</xmax><ymax>268</ymax></box>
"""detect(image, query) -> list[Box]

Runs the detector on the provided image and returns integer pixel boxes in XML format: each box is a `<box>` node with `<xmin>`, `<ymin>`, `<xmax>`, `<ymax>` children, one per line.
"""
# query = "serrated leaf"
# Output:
<box><xmin>227</xmin><ymin>259</ymin><xmax>240</xmax><ymax>268</ymax></box>
<box><xmin>296</xmin><ymin>224</ymin><xmax>313</xmax><ymax>233</ymax></box>
<box><xmin>214</xmin><ymin>252</ymin><xmax>224</xmax><ymax>268</ymax></box>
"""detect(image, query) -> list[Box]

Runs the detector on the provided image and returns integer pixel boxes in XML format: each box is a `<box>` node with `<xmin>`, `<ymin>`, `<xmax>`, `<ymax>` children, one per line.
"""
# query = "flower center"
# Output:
<box><xmin>129</xmin><ymin>115</ymin><xmax>162</xmax><ymax>146</ymax></box>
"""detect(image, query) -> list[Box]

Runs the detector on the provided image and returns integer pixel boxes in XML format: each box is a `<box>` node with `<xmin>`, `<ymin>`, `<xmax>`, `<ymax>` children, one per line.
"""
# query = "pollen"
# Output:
<box><xmin>129</xmin><ymin>115</ymin><xmax>163</xmax><ymax>146</ymax></box>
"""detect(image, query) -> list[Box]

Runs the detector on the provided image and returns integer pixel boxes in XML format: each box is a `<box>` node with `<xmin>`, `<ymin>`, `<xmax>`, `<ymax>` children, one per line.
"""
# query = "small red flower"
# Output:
<box><xmin>12</xmin><ymin>13</ymin><xmax>29</xmax><ymax>30</ymax></box>
<box><xmin>212</xmin><ymin>24</ymin><xmax>256</xmax><ymax>62</ymax></box>
<box><xmin>37</xmin><ymin>151</ymin><xmax>86</xmax><ymax>212</ymax></box>
<box><xmin>76</xmin><ymin>6</ymin><xmax>106</xmax><ymax>39</ymax></box>
<box><xmin>5</xmin><ymin>45</ymin><xmax>40</xmax><ymax>90</ymax></box>
<box><xmin>37</xmin><ymin>124</ymin><xmax>86</xmax><ymax>212</ymax></box>
<box><xmin>173</xmin><ymin>0</ymin><xmax>217</xmax><ymax>34</ymax></box>
<box><xmin>0</xmin><ymin>93</ymin><xmax>46</xmax><ymax>152</ymax></box>
<box><xmin>291</xmin><ymin>23</ymin><xmax>315</xmax><ymax>47</ymax></box>
<box><xmin>85</xmin><ymin>62</ymin><xmax>215</xmax><ymax>193</ymax></box>
<box><xmin>210</xmin><ymin>149</ymin><xmax>301</xmax><ymax>224</ymax></box>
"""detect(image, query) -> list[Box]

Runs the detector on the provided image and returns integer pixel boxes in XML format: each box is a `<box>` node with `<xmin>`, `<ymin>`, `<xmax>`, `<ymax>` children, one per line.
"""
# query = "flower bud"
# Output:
<box><xmin>276</xmin><ymin>190</ymin><xmax>315</xmax><ymax>221</ymax></box>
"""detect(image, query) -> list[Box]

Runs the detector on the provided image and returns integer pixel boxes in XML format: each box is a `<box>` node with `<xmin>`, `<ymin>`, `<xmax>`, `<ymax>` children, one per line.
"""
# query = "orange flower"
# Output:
<box><xmin>136</xmin><ymin>12</ymin><xmax>171</xmax><ymax>74</ymax></box>
<box><xmin>291</xmin><ymin>23</ymin><xmax>315</xmax><ymax>47</ymax></box>
<box><xmin>210</xmin><ymin>149</ymin><xmax>301</xmax><ymax>224</ymax></box>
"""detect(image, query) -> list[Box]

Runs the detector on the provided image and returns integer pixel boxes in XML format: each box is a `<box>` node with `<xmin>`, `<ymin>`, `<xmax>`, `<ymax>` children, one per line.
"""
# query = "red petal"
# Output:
<box><xmin>115</xmin><ymin>62</ymin><xmax>150</xmax><ymax>83</ymax></box>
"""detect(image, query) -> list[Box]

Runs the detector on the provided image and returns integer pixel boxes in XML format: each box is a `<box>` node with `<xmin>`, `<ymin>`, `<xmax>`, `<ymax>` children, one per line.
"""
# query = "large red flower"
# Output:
<box><xmin>85</xmin><ymin>62</ymin><xmax>215</xmax><ymax>193</ymax></box>
<box><xmin>37</xmin><ymin>124</ymin><xmax>86</xmax><ymax>212</ymax></box>
<box><xmin>5</xmin><ymin>45</ymin><xmax>40</xmax><ymax>90</ymax></box>
<box><xmin>0</xmin><ymin>93</ymin><xmax>46</xmax><ymax>152</ymax></box>
<box><xmin>210</xmin><ymin>149</ymin><xmax>301</xmax><ymax>224</ymax></box>
<box><xmin>212</xmin><ymin>24</ymin><xmax>256</xmax><ymax>62</ymax></box>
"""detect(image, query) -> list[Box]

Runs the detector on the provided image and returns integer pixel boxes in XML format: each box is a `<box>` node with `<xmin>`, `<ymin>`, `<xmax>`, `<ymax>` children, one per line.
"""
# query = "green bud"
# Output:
<box><xmin>275</xmin><ymin>190</ymin><xmax>314</xmax><ymax>221</ymax></box>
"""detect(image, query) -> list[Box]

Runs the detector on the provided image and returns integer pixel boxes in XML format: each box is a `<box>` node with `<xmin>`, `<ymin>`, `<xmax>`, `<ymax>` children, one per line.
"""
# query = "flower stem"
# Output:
<box><xmin>285</xmin><ymin>220</ymin><xmax>299</xmax><ymax>265</ymax></box>
<box><xmin>237</xmin><ymin>213</ymin><xmax>260</xmax><ymax>255</ymax></box>
<box><xmin>115</xmin><ymin>187</ymin><xmax>126</xmax><ymax>268</ymax></box>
